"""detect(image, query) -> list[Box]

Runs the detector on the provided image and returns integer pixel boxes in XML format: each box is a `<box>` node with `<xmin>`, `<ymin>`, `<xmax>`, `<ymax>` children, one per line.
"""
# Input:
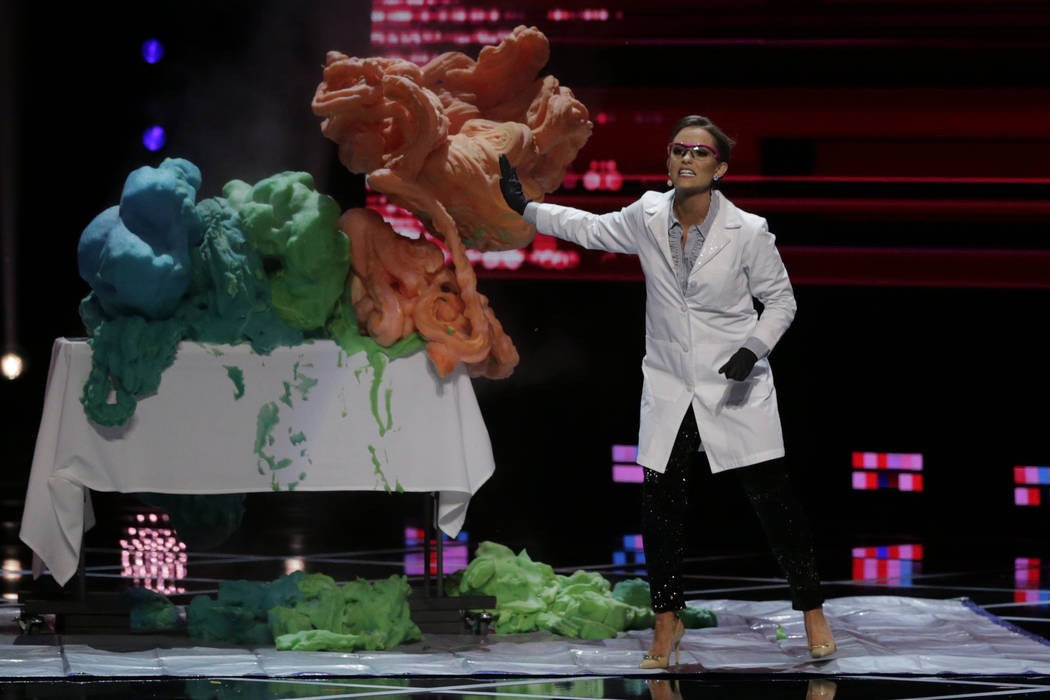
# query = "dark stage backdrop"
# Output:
<box><xmin>3</xmin><ymin>1</ymin><xmax>1048</xmax><ymax>571</ymax></box>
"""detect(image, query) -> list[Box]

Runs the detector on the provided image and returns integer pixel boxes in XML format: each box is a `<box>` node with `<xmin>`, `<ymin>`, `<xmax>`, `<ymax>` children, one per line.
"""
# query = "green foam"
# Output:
<box><xmin>451</xmin><ymin>542</ymin><xmax>716</xmax><ymax>638</ymax></box>
<box><xmin>368</xmin><ymin>445</ymin><xmax>393</xmax><ymax>493</ymax></box>
<box><xmin>79</xmin><ymin>165</ymin><xmax>438</xmax><ymax>430</ymax></box>
<box><xmin>223</xmin><ymin>365</ymin><xmax>245</xmax><ymax>399</ymax></box>
<box><xmin>268</xmin><ymin>573</ymin><xmax>421</xmax><ymax>652</ymax></box>
<box><xmin>224</xmin><ymin>172</ymin><xmax>349</xmax><ymax>331</ymax></box>
<box><xmin>254</xmin><ymin>402</ymin><xmax>291</xmax><ymax>477</ymax></box>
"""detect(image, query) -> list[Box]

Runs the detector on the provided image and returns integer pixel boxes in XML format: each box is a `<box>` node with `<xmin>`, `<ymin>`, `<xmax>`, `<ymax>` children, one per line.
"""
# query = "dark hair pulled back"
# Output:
<box><xmin>669</xmin><ymin>115</ymin><xmax>735</xmax><ymax>164</ymax></box>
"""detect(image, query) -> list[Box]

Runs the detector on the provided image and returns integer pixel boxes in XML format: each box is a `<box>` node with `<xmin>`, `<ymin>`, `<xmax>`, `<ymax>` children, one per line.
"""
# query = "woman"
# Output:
<box><xmin>498</xmin><ymin>115</ymin><xmax>835</xmax><ymax>668</ymax></box>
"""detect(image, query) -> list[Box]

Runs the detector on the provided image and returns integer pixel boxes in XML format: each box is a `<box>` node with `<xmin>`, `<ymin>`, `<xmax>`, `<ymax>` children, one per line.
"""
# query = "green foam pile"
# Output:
<box><xmin>269</xmin><ymin>573</ymin><xmax>421</xmax><ymax>651</ymax></box>
<box><xmin>611</xmin><ymin>577</ymin><xmax>717</xmax><ymax>630</ymax></box>
<box><xmin>187</xmin><ymin>570</ymin><xmax>307</xmax><ymax>645</ymax></box>
<box><xmin>448</xmin><ymin>541</ymin><xmax>715</xmax><ymax>638</ymax></box>
<box><xmin>185</xmin><ymin>571</ymin><xmax>421</xmax><ymax>651</ymax></box>
<box><xmin>127</xmin><ymin>587</ymin><xmax>179</xmax><ymax>631</ymax></box>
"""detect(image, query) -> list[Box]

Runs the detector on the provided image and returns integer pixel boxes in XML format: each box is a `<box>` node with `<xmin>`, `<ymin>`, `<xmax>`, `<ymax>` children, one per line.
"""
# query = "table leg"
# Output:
<box><xmin>435</xmin><ymin>492</ymin><xmax>444</xmax><ymax>597</ymax></box>
<box><xmin>423</xmin><ymin>492</ymin><xmax>433</xmax><ymax>597</ymax></box>
<box><xmin>76</xmin><ymin>489</ymin><xmax>88</xmax><ymax>601</ymax></box>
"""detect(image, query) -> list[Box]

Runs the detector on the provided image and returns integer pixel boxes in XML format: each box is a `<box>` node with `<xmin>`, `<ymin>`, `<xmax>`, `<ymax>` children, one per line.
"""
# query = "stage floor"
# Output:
<box><xmin>3</xmin><ymin>493</ymin><xmax>1050</xmax><ymax>697</ymax></box>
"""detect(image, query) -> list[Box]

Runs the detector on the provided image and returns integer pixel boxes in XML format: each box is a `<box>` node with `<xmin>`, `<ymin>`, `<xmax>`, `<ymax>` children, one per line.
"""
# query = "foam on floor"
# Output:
<box><xmin>3</xmin><ymin>596</ymin><xmax>1050</xmax><ymax>677</ymax></box>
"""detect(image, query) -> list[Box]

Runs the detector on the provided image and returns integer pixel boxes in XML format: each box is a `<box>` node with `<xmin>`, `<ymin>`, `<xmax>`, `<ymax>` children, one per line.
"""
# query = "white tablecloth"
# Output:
<box><xmin>20</xmin><ymin>339</ymin><xmax>495</xmax><ymax>585</ymax></box>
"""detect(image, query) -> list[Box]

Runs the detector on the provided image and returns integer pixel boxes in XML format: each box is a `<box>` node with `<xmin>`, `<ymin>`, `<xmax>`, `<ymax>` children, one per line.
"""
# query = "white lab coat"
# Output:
<box><xmin>530</xmin><ymin>189</ymin><xmax>796</xmax><ymax>473</ymax></box>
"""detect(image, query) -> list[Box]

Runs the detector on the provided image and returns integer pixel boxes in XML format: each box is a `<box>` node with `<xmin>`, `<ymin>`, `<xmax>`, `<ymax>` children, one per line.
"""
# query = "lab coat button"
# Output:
<box><xmin>680</xmin><ymin>304</ymin><xmax>687</xmax><ymax>312</ymax></box>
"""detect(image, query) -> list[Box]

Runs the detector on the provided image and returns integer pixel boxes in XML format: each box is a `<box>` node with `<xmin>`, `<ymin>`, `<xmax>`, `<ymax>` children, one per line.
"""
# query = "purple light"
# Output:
<box><xmin>141</xmin><ymin>39</ymin><xmax>165</xmax><ymax>64</ymax></box>
<box><xmin>612</xmin><ymin>464</ymin><xmax>644</xmax><ymax>483</ymax></box>
<box><xmin>142</xmin><ymin>126</ymin><xmax>166</xmax><ymax>151</ymax></box>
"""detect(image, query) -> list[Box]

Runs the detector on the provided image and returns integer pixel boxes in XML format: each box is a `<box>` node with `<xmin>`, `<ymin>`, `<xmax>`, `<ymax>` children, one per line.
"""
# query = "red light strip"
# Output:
<box><xmin>728</xmin><ymin>175</ymin><xmax>1050</xmax><ymax>185</ymax></box>
<box><xmin>780</xmin><ymin>247</ymin><xmax>1050</xmax><ymax>289</ymax></box>
<box><xmin>852</xmin><ymin>452</ymin><xmax>923</xmax><ymax>471</ymax></box>
<box><xmin>1014</xmin><ymin>466</ymin><xmax>1050</xmax><ymax>485</ymax></box>
<box><xmin>852</xmin><ymin>545</ymin><xmax>923</xmax><ymax>560</ymax></box>
<box><xmin>545</xmin><ymin>194</ymin><xmax>1050</xmax><ymax>220</ymax></box>
<box><xmin>475</xmin><ymin>246</ymin><xmax>1050</xmax><ymax>289</ymax></box>
<box><xmin>615</xmin><ymin>174</ymin><xmax>1050</xmax><ymax>186</ymax></box>
<box><xmin>1015</xmin><ymin>487</ymin><xmax>1043</xmax><ymax>506</ymax></box>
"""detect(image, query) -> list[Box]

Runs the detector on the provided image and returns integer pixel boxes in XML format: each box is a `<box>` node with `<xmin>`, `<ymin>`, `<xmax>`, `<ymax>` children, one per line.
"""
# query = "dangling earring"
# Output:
<box><xmin>667</xmin><ymin>177</ymin><xmax>673</xmax><ymax>187</ymax></box>
<box><xmin>712</xmin><ymin>175</ymin><xmax>720</xmax><ymax>182</ymax></box>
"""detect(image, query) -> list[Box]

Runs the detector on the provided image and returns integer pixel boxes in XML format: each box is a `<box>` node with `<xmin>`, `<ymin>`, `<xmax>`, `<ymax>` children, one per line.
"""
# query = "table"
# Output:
<box><xmin>20</xmin><ymin>339</ymin><xmax>496</xmax><ymax>586</ymax></box>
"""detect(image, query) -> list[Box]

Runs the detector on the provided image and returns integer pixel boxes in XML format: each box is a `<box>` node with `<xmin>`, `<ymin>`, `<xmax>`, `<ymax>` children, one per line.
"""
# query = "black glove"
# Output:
<box><xmin>498</xmin><ymin>154</ymin><xmax>531</xmax><ymax>215</ymax></box>
<box><xmin>718</xmin><ymin>348</ymin><xmax>758</xmax><ymax>381</ymax></box>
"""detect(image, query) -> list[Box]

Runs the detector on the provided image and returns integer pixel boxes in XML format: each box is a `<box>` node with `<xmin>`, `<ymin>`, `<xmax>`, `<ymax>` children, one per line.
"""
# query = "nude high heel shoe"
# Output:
<box><xmin>639</xmin><ymin>614</ymin><xmax>685</xmax><ymax>670</ymax></box>
<box><xmin>809</xmin><ymin>640</ymin><xmax>837</xmax><ymax>658</ymax></box>
<box><xmin>804</xmin><ymin>608</ymin><xmax>836</xmax><ymax>658</ymax></box>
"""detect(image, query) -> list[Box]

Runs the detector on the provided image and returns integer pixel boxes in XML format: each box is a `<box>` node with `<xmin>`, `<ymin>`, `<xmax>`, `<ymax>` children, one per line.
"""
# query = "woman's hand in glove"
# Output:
<box><xmin>718</xmin><ymin>348</ymin><xmax>758</xmax><ymax>381</ymax></box>
<box><xmin>498</xmin><ymin>154</ymin><xmax>531</xmax><ymax>215</ymax></box>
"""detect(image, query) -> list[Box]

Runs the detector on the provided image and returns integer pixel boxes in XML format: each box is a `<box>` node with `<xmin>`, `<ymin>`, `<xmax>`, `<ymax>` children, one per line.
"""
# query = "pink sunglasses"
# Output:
<box><xmin>667</xmin><ymin>142</ymin><xmax>721</xmax><ymax>160</ymax></box>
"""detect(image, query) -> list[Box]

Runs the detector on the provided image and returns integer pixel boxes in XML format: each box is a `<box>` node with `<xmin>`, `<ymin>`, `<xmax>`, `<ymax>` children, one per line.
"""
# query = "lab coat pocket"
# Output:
<box><xmin>721</xmin><ymin>380</ymin><xmax>756</xmax><ymax>408</ymax></box>
<box><xmin>718</xmin><ymin>363</ymin><xmax>773</xmax><ymax>411</ymax></box>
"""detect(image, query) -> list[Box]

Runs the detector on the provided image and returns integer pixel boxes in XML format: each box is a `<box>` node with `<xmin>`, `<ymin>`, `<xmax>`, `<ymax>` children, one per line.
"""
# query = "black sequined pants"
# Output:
<box><xmin>641</xmin><ymin>405</ymin><xmax>824</xmax><ymax>613</ymax></box>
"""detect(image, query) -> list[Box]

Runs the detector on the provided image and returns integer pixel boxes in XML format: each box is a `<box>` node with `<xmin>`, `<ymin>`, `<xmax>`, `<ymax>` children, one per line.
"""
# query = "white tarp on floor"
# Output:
<box><xmin>3</xmin><ymin>596</ymin><xmax>1050</xmax><ymax>677</ymax></box>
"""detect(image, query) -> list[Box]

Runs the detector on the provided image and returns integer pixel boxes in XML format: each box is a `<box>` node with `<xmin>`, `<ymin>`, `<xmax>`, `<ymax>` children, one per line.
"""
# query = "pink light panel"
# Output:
<box><xmin>119</xmin><ymin>521</ymin><xmax>188</xmax><ymax>595</ymax></box>
<box><xmin>852</xmin><ymin>452</ymin><xmax>923</xmax><ymax>470</ymax></box>
<box><xmin>1015</xmin><ymin>487</ymin><xmax>1042</xmax><ymax>506</ymax></box>
<box><xmin>852</xmin><ymin>557</ymin><xmax>917</xmax><ymax>585</ymax></box>
<box><xmin>612</xmin><ymin>444</ymin><xmax>643</xmax><ymax>483</ymax></box>
<box><xmin>612</xmin><ymin>464</ymin><xmax>644</xmax><ymax>483</ymax></box>
<box><xmin>851</xmin><ymin>543</ymin><xmax>923</xmax><ymax>586</ymax></box>
<box><xmin>1015</xmin><ymin>557</ymin><xmax>1041</xmax><ymax>588</ymax></box>
<box><xmin>403</xmin><ymin>527</ymin><xmax>468</xmax><ymax>575</ymax></box>
<box><xmin>1014</xmin><ymin>466</ymin><xmax>1050</xmax><ymax>485</ymax></box>
<box><xmin>1014</xmin><ymin>558</ymin><xmax>1049</xmax><ymax>602</ymax></box>
<box><xmin>852</xmin><ymin>451</ymin><xmax>924</xmax><ymax>491</ymax></box>
<box><xmin>547</xmin><ymin>8</ymin><xmax>612</xmax><ymax>22</ymax></box>
<box><xmin>561</xmin><ymin>160</ymin><xmax>624</xmax><ymax>192</ymax></box>
<box><xmin>1014</xmin><ymin>590</ymin><xmax>1050</xmax><ymax>603</ymax></box>
<box><xmin>852</xmin><ymin>545</ymin><xmax>923</xmax><ymax>560</ymax></box>
<box><xmin>1013</xmin><ymin>465</ymin><xmax>1048</xmax><ymax>506</ymax></box>
<box><xmin>367</xmin><ymin>195</ymin><xmax>581</xmax><ymax>272</ymax></box>
<box><xmin>371</xmin><ymin>1</ymin><xmax>517</xmax><ymax>62</ymax></box>
<box><xmin>852</xmin><ymin>471</ymin><xmax>924</xmax><ymax>491</ymax></box>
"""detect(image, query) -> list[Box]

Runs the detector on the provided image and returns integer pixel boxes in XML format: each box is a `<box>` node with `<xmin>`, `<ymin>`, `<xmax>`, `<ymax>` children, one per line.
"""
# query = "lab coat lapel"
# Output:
<box><xmin>644</xmin><ymin>191</ymin><xmax>676</xmax><ymax>274</ymax></box>
<box><xmin>694</xmin><ymin>191</ymin><xmax>739</xmax><ymax>271</ymax></box>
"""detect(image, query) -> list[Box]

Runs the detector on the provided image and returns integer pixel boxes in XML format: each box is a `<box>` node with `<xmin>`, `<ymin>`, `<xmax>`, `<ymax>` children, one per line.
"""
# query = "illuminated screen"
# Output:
<box><xmin>120</xmin><ymin>512</ymin><xmax>188</xmax><ymax>595</ymax></box>
<box><xmin>404</xmin><ymin>526</ymin><xmax>469</xmax><ymax>575</ymax></box>
<box><xmin>852</xmin><ymin>544</ymin><xmax>923</xmax><ymax>587</ymax></box>
<box><xmin>1014</xmin><ymin>466</ymin><xmax>1049</xmax><ymax>506</ymax></box>
<box><xmin>611</xmin><ymin>444</ymin><xmax>643</xmax><ymax>483</ymax></box>
<box><xmin>363</xmin><ymin>0</ymin><xmax>1050</xmax><ymax>289</ymax></box>
<box><xmin>851</xmin><ymin>451</ymin><xmax>924</xmax><ymax>491</ymax></box>
<box><xmin>1014</xmin><ymin>558</ymin><xmax>1048</xmax><ymax>603</ymax></box>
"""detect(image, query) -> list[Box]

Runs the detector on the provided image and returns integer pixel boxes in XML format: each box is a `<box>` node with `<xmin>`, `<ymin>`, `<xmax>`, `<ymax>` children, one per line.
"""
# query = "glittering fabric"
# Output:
<box><xmin>641</xmin><ymin>405</ymin><xmax>824</xmax><ymax>613</ymax></box>
<box><xmin>641</xmin><ymin>408</ymin><xmax>698</xmax><ymax>613</ymax></box>
<box><xmin>733</xmin><ymin>459</ymin><xmax>824</xmax><ymax>611</ymax></box>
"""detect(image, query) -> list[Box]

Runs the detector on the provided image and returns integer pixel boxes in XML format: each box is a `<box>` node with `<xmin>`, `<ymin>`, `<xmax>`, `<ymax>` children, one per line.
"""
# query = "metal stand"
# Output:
<box><xmin>422</xmin><ymin>492</ymin><xmax>444</xmax><ymax>598</ymax></box>
<box><xmin>423</xmin><ymin>494</ymin><xmax>432</xmax><ymax>596</ymax></box>
<box><xmin>409</xmin><ymin>490</ymin><xmax>495</xmax><ymax>634</ymax></box>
